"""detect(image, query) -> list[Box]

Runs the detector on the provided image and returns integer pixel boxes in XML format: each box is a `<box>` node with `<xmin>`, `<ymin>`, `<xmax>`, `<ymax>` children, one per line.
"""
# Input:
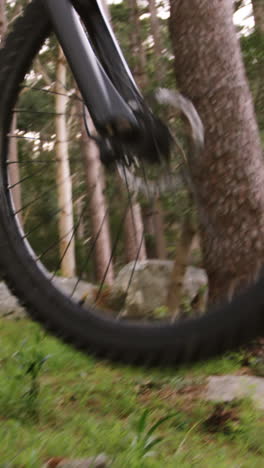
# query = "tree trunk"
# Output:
<box><xmin>128</xmin><ymin>0</ymin><xmax>147</xmax><ymax>89</ymax></box>
<box><xmin>148</xmin><ymin>0</ymin><xmax>164</xmax><ymax>83</ymax></box>
<box><xmin>153</xmin><ymin>198</ymin><xmax>167</xmax><ymax>259</ymax></box>
<box><xmin>142</xmin><ymin>200</ymin><xmax>167</xmax><ymax>259</ymax></box>
<box><xmin>55</xmin><ymin>47</ymin><xmax>76</xmax><ymax>277</ymax></box>
<box><xmin>78</xmin><ymin>106</ymin><xmax>114</xmax><ymax>286</ymax></box>
<box><xmin>252</xmin><ymin>0</ymin><xmax>264</xmax><ymax>132</ymax></box>
<box><xmin>119</xmin><ymin>0</ymin><xmax>149</xmax><ymax>262</ymax></box>
<box><xmin>75</xmin><ymin>196</ymin><xmax>85</xmax><ymax>242</ymax></box>
<box><xmin>147</xmin><ymin>0</ymin><xmax>168</xmax><ymax>258</ymax></box>
<box><xmin>0</xmin><ymin>0</ymin><xmax>6</xmax><ymax>42</ymax></box>
<box><xmin>8</xmin><ymin>114</ymin><xmax>22</xmax><ymax>223</ymax></box>
<box><xmin>166</xmin><ymin>211</ymin><xmax>195</xmax><ymax>317</ymax></box>
<box><xmin>124</xmin><ymin>201</ymin><xmax>147</xmax><ymax>262</ymax></box>
<box><xmin>252</xmin><ymin>0</ymin><xmax>264</xmax><ymax>32</ymax></box>
<box><xmin>169</xmin><ymin>0</ymin><xmax>264</xmax><ymax>304</ymax></box>
<box><xmin>143</xmin><ymin>204</ymin><xmax>156</xmax><ymax>258</ymax></box>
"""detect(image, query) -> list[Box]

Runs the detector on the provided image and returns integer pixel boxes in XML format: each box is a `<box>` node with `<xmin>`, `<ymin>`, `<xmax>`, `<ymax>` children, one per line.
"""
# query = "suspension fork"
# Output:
<box><xmin>72</xmin><ymin>0</ymin><xmax>144</xmax><ymax>103</ymax></box>
<box><xmin>43</xmin><ymin>0</ymin><xmax>141</xmax><ymax>138</ymax></box>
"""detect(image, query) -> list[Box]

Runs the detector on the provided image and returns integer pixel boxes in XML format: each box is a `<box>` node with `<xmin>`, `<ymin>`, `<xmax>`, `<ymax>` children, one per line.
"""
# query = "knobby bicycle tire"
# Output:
<box><xmin>0</xmin><ymin>0</ymin><xmax>263</xmax><ymax>365</ymax></box>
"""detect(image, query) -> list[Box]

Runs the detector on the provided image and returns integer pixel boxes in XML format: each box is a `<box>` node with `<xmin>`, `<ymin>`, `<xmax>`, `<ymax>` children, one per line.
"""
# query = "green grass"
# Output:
<box><xmin>0</xmin><ymin>318</ymin><xmax>263</xmax><ymax>467</ymax></box>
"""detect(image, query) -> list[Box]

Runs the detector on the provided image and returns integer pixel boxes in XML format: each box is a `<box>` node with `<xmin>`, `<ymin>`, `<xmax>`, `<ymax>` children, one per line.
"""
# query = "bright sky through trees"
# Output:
<box><xmin>234</xmin><ymin>0</ymin><xmax>254</xmax><ymax>35</ymax></box>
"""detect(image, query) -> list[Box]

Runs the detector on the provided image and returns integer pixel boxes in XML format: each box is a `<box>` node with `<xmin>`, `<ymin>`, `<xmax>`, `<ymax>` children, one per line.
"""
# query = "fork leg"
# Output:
<box><xmin>43</xmin><ymin>0</ymin><xmax>138</xmax><ymax>135</ymax></box>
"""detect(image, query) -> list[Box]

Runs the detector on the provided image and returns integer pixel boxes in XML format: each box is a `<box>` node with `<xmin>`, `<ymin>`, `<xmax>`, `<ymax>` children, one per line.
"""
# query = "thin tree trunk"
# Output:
<box><xmin>148</xmin><ymin>0</ymin><xmax>164</xmax><ymax>83</ymax></box>
<box><xmin>8</xmin><ymin>114</ymin><xmax>22</xmax><ymax>223</ymax></box>
<box><xmin>148</xmin><ymin>0</ymin><xmax>169</xmax><ymax>259</ymax></box>
<box><xmin>153</xmin><ymin>198</ymin><xmax>167</xmax><ymax>259</ymax></box>
<box><xmin>252</xmin><ymin>0</ymin><xmax>264</xmax><ymax>130</ymax></box>
<box><xmin>252</xmin><ymin>0</ymin><xmax>264</xmax><ymax>32</ymax></box>
<box><xmin>169</xmin><ymin>0</ymin><xmax>264</xmax><ymax>304</ymax></box>
<box><xmin>128</xmin><ymin>0</ymin><xmax>147</xmax><ymax>88</ymax></box>
<box><xmin>166</xmin><ymin>211</ymin><xmax>195</xmax><ymax>317</ymax></box>
<box><xmin>55</xmin><ymin>47</ymin><xmax>76</xmax><ymax>277</ymax></box>
<box><xmin>78</xmin><ymin>105</ymin><xmax>114</xmax><ymax>285</ymax></box>
<box><xmin>75</xmin><ymin>196</ymin><xmax>85</xmax><ymax>242</ymax></box>
<box><xmin>0</xmin><ymin>0</ymin><xmax>6</xmax><ymax>42</ymax></box>
<box><xmin>128</xmin><ymin>0</ymin><xmax>167</xmax><ymax>258</ymax></box>
<box><xmin>143</xmin><ymin>204</ymin><xmax>156</xmax><ymax>258</ymax></box>
<box><xmin>124</xmin><ymin>201</ymin><xmax>147</xmax><ymax>262</ymax></box>
<box><xmin>142</xmin><ymin>199</ymin><xmax>167</xmax><ymax>259</ymax></box>
<box><xmin>116</xmin><ymin>0</ymin><xmax>148</xmax><ymax>262</ymax></box>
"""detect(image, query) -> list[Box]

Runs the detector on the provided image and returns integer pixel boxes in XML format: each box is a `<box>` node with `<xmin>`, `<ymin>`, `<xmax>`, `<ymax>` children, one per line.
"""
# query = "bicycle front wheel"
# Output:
<box><xmin>0</xmin><ymin>0</ymin><xmax>263</xmax><ymax>365</ymax></box>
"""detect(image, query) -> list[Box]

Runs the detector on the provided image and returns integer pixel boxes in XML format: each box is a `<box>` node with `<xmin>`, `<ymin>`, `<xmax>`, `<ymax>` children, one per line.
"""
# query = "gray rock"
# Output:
<box><xmin>184</xmin><ymin>266</ymin><xmax>208</xmax><ymax>300</ymax></box>
<box><xmin>0</xmin><ymin>281</ymin><xmax>26</xmax><ymax>319</ymax></box>
<box><xmin>112</xmin><ymin>260</ymin><xmax>207</xmax><ymax>318</ymax></box>
<box><xmin>53</xmin><ymin>276</ymin><xmax>96</xmax><ymax>303</ymax></box>
<box><xmin>205</xmin><ymin>375</ymin><xmax>264</xmax><ymax>410</ymax></box>
<box><xmin>0</xmin><ymin>263</ymin><xmax>207</xmax><ymax>320</ymax></box>
<box><xmin>0</xmin><ymin>277</ymin><xmax>96</xmax><ymax>320</ymax></box>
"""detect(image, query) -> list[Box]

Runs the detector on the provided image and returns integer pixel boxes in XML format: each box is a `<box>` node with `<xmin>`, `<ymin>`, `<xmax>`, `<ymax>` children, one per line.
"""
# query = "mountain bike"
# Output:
<box><xmin>0</xmin><ymin>0</ymin><xmax>263</xmax><ymax>365</ymax></box>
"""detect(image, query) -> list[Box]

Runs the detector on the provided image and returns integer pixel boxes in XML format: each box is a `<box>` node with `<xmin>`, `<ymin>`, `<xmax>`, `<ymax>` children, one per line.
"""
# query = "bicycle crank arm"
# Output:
<box><xmin>43</xmin><ymin>0</ymin><xmax>138</xmax><ymax>137</ymax></box>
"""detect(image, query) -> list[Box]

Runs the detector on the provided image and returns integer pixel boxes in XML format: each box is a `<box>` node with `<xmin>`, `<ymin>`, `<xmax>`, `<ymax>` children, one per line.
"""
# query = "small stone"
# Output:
<box><xmin>205</xmin><ymin>375</ymin><xmax>264</xmax><ymax>410</ymax></box>
<box><xmin>0</xmin><ymin>277</ymin><xmax>96</xmax><ymax>320</ymax></box>
<box><xmin>0</xmin><ymin>281</ymin><xmax>26</xmax><ymax>319</ymax></box>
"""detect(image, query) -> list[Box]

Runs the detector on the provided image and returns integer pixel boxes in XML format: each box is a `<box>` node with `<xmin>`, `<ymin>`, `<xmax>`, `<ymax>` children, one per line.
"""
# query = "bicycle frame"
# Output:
<box><xmin>43</xmin><ymin>0</ymin><xmax>145</xmax><ymax>138</ymax></box>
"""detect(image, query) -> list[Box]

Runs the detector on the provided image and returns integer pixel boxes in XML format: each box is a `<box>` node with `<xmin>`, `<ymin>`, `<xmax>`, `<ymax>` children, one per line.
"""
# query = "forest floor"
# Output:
<box><xmin>0</xmin><ymin>318</ymin><xmax>264</xmax><ymax>468</ymax></box>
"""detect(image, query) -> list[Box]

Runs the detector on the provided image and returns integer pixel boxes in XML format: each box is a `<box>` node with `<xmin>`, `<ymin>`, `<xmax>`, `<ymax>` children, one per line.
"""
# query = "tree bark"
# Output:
<box><xmin>169</xmin><ymin>0</ymin><xmax>264</xmax><ymax>304</ymax></box>
<box><xmin>55</xmin><ymin>47</ymin><xmax>76</xmax><ymax>277</ymax></box>
<box><xmin>153</xmin><ymin>198</ymin><xmax>167</xmax><ymax>259</ymax></box>
<box><xmin>128</xmin><ymin>0</ymin><xmax>147</xmax><ymax>89</ymax></box>
<box><xmin>78</xmin><ymin>106</ymin><xmax>114</xmax><ymax>286</ymax></box>
<box><xmin>252</xmin><ymin>0</ymin><xmax>264</xmax><ymax>132</ymax></box>
<box><xmin>124</xmin><ymin>0</ymin><xmax>167</xmax><ymax>260</ymax></box>
<box><xmin>75</xmin><ymin>196</ymin><xmax>85</xmax><ymax>242</ymax></box>
<box><xmin>148</xmin><ymin>0</ymin><xmax>164</xmax><ymax>83</ymax></box>
<box><xmin>8</xmin><ymin>114</ymin><xmax>22</xmax><ymax>223</ymax></box>
<box><xmin>0</xmin><ymin>0</ymin><xmax>6</xmax><ymax>42</ymax></box>
<box><xmin>252</xmin><ymin>0</ymin><xmax>264</xmax><ymax>32</ymax></box>
<box><xmin>124</xmin><ymin>201</ymin><xmax>147</xmax><ymax>262</ymax></box>
<box><xmin>147</xmin><ymin>0</ymin><xmax>168</xmax><ymax>258</ymax></box>
<box><xmin>117</xmin><ymin>0</ymin><xmax>150</xmax><ymax>262</ymax></box>
<box><xmin>166</xmin><ymin>211</ymin><xmax>195</xmax><ymax>317</ymax></box>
